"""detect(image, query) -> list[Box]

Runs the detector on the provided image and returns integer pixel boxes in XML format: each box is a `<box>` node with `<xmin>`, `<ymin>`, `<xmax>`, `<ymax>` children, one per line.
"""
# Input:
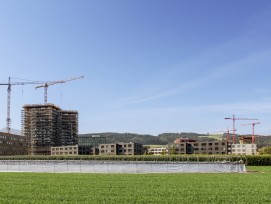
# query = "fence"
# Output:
<box><xmin>0</xmin><ymin>160</ymin><xmax>246</xmax><ymax>173</ymax></box>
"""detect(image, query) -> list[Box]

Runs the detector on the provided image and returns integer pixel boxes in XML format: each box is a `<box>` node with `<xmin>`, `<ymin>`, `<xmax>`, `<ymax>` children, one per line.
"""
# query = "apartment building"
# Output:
<box><xmin>231</xmin><ymin>144</ymin><xmax>257</xmax><ymax>155</ymax></box>
<box><xmin>22</xmin><ymin>104</ymin><xmax>78</xmax><ymax>155</ymax></box>
<box><xmin>51</xmin><ymin>145</ymin><xmax>78</xmax><ymax>156</ymax></box>
<box><xmin>99</xmin><ymin>142</ymin><xmax>144</xmax><ymax>155</ymax></box>
<box><xmin>170</xmin><ymin>138</ymin><xmax>230</xmax><ymax>154</ymax></box>
<box><xmin>146</xmin><ymin>146</ymin><xmax>168</xmax><ymax>155</ymax></box>
<box><xmin>0</xmin><ymin>132</ymin><xmax>28</xmax><ymax>155</ymax></box>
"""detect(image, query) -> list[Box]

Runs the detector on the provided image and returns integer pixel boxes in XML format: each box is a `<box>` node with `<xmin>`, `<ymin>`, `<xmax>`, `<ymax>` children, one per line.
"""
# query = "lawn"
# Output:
<box><xmin>0</xmin><ymin>166</ymin><xmax>270</xmax><ymax>204</ymax></box>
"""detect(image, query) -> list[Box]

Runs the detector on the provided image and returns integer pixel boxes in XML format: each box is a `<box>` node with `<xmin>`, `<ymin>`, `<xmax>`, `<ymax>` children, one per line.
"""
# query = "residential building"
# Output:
<box><xmin>99</xmin><ymin>142</ymin><xmax>144</xmax><ymax>155</ymax></box>
<box><xmin>0</xmin><ymin>132</ymin><xmax>28</xmax><ymax>155</ymax></box>
<box><xmin>169</xmin><ymin>138</ymin><xmax>230</xmax><ymax>155</ymax></box>
<box><xmin>61</xmin><ymin>111</ymin><xmax>78</xmax><ymax>146</ymax></box>
<box><xmin>51</xmin><ymin>145</ymin><xmax>78</xmax><ymax>156</ymax></box>
<box><xmin>231</xmin><ymin>144</ymin><xmax>257</xmax><ymax>155</ymax></box>
<box><xmin>22</xmin><ymin>104</ymin><xmax>78</xmax><ymax>155</ymax></box>
<box><xmin>145</xmin><ymin>145</ymin><xmax>168</xmax><ymax>155</ymax></box>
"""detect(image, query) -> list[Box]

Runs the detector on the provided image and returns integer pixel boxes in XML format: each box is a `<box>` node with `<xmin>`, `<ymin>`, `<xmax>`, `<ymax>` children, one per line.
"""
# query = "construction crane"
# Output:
<box><xmin>35</xmin><ymin>76</ymin><xmax>84</xmax><ymax>104</ymax></box>
<box><xmin>209</xmin><ymin>128</ymin><xmax>237</xmax><ymax>142</ymax></box>
<box><xmin>241</xmin><ymin>122</ymin><xmax>260</xmax><ymax>144</ymax></box>
<box><xmin>0</xmin><ymin>77</ymin><xmax>50</xmax><ymax>133</ymax></box>
<box><xmin>224</xmin><ymin>114</ymin><xmax>258</xmax><ymax>144</ymax></box>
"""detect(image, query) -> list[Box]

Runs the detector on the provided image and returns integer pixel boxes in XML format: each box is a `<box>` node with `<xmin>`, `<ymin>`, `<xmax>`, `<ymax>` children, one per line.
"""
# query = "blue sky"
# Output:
<box><xmin>1</xmin><ymin>0</ymin><xmax>271</xmax><ymax>135</ymax></box>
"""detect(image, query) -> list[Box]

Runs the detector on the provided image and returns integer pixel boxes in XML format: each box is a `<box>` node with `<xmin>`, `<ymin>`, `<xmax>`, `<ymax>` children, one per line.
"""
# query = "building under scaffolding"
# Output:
<box><xmin>21</xmin><ymin>104</ymin><xmax>78</xmax><ymax>155</ymax></box>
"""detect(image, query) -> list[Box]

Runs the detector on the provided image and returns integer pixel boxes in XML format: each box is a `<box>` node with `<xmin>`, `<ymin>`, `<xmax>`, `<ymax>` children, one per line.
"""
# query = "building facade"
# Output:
<box><xmin>170</xmin><ymin>139</ymin><xmax>230</xmax><ymax>155</ymax></box>
<box><xmin>0</xmin><ymin>132</ymin><xmax>28</xmax><ymax>155</ymax></box>
<box><xmin>231</xmin><ymin>144</ymin><xmax>257</xmax><ymax>155</ymax></box>
<box><xmin>61</xmin><ymin>110</ymin><xmax>78</xmax><ymax>146</ymax></box>
<box><xmin>78</xmin><ymin>135</ymin><xmax>106</xmax><ymax>155</ymax></box>
<box><xmin>51</xmin><ymin>145</ymin><xmax>78</xmax><ymax>156</ymax></box>
<box><xmin>146</xmin><ymin>146</ymin><xmax>168</xmax><ymax>155</ymax></box>
<box><xmin>22</xmin><ymin>104</ymin><xmax>78</xmax><ymax>155</ymax></box>
<box><xmin>99</xmin><ymin>142</ymin><xmax>144</xmax><ymax>155</ymax></box>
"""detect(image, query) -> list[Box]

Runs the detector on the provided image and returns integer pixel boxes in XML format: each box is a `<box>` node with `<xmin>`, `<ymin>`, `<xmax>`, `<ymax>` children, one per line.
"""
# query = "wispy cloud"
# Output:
<box><xmin>91</xmin><ymin>101</ymin><xmax>271</xmax><ymax>122</ymax></box>
<box><xmin>254</xmin><ymin>88</ymin><xmax>270</xmax><ymax>94</ymax></box>
<box><xmin>117</xmin><ymin>48</ymin><xmax>271</xmax><ymax>106</ymax></box>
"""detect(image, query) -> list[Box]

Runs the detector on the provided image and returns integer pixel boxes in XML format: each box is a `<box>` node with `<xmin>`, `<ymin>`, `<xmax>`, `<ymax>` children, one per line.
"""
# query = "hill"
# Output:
<box><xmin>79</xmin><ymin>132</ymin><xmax>271</xmax><ymax>147</ymax></box>
<box><xmin>80</xmin><ymin>132</ymin><xmax>219</xmax><ymax>145</ymax></box>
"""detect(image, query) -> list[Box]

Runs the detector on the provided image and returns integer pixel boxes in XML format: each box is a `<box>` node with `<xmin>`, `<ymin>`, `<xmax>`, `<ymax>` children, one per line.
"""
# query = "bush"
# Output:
<box><xmin>0</xmin><ymin>155</ymin><xmax>270</xmax><ymax>165</ymax></box>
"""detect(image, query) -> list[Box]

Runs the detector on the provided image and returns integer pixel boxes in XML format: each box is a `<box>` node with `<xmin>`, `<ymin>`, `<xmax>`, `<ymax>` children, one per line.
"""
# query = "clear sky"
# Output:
<box><xmin>1</xmin><ymin>0</ymin><xmax>271</xmax><ymax>135</ymax></box>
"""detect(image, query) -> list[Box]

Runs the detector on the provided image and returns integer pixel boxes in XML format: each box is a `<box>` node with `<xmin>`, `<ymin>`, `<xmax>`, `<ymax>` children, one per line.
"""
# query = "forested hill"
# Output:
<box><xmin>79</xmin><ymin>132</ymin><xmax>213</xmax><ymax>145</ymax></box>
<box><xmin>79</xmin><ymin>132</ymin><xmax>271</xmax><ymax>147</ymax></box>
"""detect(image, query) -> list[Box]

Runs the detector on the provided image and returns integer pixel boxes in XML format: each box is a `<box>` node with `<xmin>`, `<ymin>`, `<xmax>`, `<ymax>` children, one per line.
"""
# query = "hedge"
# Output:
<box><xmin>0</xmin><ymin>155</ymin><xmax>270</xmax><ymax>165</ymax></box>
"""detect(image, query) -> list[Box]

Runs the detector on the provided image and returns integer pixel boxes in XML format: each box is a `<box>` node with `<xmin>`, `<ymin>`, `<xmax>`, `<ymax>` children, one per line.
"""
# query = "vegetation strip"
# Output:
<box><xmin>0</xmin><ymin>167</ymin><xmax>270</xmax><ymax>204</ymax></box>
<box><xmin>1</xmin><ymin>155</ymin><xmax>271</xmax><ymax>166</ymax></box>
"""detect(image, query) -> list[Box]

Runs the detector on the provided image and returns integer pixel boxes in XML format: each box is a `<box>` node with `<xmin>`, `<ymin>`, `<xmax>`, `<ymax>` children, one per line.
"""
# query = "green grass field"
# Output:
<box><xmin>0</xmin><ymin>166</ymin><xmax>270</xmax><ymax>204</ymax></box>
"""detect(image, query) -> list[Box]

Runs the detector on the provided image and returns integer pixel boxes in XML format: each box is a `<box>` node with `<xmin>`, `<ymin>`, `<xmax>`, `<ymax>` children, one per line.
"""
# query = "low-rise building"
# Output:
<box><xmin>99</xmin><ymin>142</ymin><xmax>144</xmax><ymax>155</ymax></box>
<box><xmin>231</xmin><ymin>144</ymin><xmax>257</xmax><ymax>155</ymax></box>
<box><xmin>169</xmin><ymin>138</ymin><xmax>230</xmax><ymax>155</ymax></box>
<box><xmin>78</xmin><ymin>135</ymin><xmax>106</xmax><ymax>155</ymax></box>
<box><xmin>0</xmin><ymin>132</ymin><xmax>28</xmax><ymax>155</ymax></box>
<box><xmin>51</xmin><ymin>145</ymin><xmax>78</xmax><ymax>156</ymax></box>
<box><xmin>146</xmin><ymin>145</ymin><xmax>168</xmax><ymax>155</ymax></box>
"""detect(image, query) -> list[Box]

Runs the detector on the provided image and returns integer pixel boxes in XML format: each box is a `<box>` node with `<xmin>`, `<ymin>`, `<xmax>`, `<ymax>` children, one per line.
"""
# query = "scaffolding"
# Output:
<box><xmin>21</xmin><ymin>104</ymin><xmax>78</xmax><ymax>155</ymax></box>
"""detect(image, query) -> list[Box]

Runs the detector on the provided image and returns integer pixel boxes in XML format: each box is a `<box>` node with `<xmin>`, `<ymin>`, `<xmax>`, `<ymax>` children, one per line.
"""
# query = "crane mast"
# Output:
<box><xmin>35</xmin><ymin>76</ymin><xmax>84</xmax><ymax>104</ymax></box>
<box><xmin>242</xmin><ymin>122</ymin><xmax>260</xmax><ymax>144</ymax></box>
<box><xmin>210</xmin><ymin>128</ymin><xmax>236</xmax><ymax>142</ymax></box>
<box><xmin>6</xmin><ymin>77</ymin><xmax>11</xmax><ymax>133</ymax></box>
<box><xmin>0</xmin><ymin>77</ymin><xmax>51</xmax><ymax>133</ymax></box>
<box><xmin>224</xmin><ymin>114</ymin><xmax>258</xmax><ymax>143</ymax></box>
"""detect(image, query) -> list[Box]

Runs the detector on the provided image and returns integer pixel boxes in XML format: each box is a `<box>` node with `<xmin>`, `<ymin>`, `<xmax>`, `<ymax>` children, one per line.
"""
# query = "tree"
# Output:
<box><xmin>258</xmin><ymin>146</ymin><xmax>271</xmax><ymax>155</ymax></box>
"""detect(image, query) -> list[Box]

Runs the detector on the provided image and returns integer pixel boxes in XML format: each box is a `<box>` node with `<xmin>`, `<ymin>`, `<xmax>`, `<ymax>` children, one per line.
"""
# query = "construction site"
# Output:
<box><xmin>21</xmin><ymin>104</ymin><xmax>78</xmax><ymax>155</ymax></box>
<box><xmin>0</xmin><ymin>76</ymin><xmax>264</xmax><ymax>157</ymax></box>
<box><xmin>0</xmin><ymin>76</ymin><xmax>83</xmax><ymax>155</ymax></box>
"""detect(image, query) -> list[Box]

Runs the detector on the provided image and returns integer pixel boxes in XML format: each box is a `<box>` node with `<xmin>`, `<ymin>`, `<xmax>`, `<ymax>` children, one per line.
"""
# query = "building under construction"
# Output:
<box><xmin>21</xmin><ymin>104</ymin><xmax>78</xmax><ymax>155</ymax></box>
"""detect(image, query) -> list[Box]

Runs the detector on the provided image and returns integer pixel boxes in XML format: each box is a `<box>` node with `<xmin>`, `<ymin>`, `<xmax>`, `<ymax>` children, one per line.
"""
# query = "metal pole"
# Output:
<box><xmin>6</xmin><ymin>77</ymin><xmax>11</xmax><ymax>133</ymax></box>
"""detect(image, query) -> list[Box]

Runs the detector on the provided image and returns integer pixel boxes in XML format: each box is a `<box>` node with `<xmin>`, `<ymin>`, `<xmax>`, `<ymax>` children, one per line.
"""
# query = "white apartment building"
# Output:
<box><xmin>231</xmin><ymin>144</ymin><xmax>257</xmax><ymax>155</ymax></box>
<box><xmin>147</xmin><ymin>146</ymin><xmax>168</xmax><ymax>155</ymax></box>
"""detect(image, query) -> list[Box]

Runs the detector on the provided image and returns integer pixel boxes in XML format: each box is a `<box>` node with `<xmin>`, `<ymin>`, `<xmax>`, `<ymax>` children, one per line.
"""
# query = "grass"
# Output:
<box><xmin>199</xmin><ymin>134</ymin><xmax>223</xmax><ymax>140</ymax></box>
<box><xmin>0</xmin><ymin>167</ymin><xmax>271</xmax><ymax>203</ymax></box>
<box><xmin>246</xmin><ymin>166</ymin><xmax>271</xmax><ymax>173</ymax></box>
